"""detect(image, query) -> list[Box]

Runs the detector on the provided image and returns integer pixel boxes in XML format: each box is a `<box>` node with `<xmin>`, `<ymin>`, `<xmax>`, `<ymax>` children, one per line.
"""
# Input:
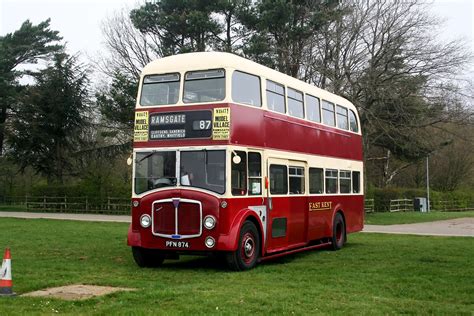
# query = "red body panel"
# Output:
<box><xmin>134</xmin><ymin>103</ymin><xmax>363</xmax><ymax>161</ymax></box>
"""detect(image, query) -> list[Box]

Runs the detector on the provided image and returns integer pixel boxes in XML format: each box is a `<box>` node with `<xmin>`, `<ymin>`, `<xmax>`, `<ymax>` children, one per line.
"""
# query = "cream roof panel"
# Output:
<box><xmin>142</xmin><ymin>52</ymin><xmax>357</xmax><ymax>112</ymax></box>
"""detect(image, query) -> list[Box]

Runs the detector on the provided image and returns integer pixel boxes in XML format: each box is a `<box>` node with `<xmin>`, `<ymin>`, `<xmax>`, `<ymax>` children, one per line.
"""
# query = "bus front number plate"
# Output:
<box><xmin>165</xmin><ymin>240</ymin><xmax>190</xmax><ymax>248</ymax></box>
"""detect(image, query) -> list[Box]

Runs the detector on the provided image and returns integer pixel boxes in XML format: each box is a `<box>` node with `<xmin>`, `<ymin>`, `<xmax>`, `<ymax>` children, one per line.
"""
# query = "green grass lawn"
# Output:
<box><xmin>365</xmin><ymin>210</ymin><xmax>474</xmax><ymax>225</ymax></box>
<box><xmin>0</xmin><ymin>219</ymin><xmax>472</xmax><ymax>314</ymax></box>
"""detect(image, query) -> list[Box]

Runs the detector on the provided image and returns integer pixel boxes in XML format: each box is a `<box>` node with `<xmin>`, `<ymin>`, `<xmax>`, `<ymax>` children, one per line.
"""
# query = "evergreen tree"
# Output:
<box><xmin>96</xmin><ymin>71</ymin><xmax>136</xmax><ymax>131</ymax></box>
<box><xmin>0</xmin><ymin>19</ymin><xmax>62</xmax><ymax>155</ymax></box>
<box><xmin>130</xmin><ymin>0</ymin><xmax>221</xmax><ymax>56</ymax></box>
<box><xmin>8</xmin><ymin>53</ymin><xmax>89</xmax><ymax>184</ymax></box>
<box><xmin>239</xmin><ymin>0</ymin><xmax>340</xmax><ymax>77</ymax></box>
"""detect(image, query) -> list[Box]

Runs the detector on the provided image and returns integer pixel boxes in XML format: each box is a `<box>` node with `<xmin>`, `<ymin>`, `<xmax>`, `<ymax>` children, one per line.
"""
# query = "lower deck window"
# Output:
<box><xmin>325</xmin><ymin>169</ymin><xmax>338</xmax><ymax>194</ymax></box>
<box><xmin>339</xmin><ymin>170</ymin><xmax>351</xmax><ymax>193</ymax></box>
<box><xmin>270</xmin><ymin>164</ymin><xmax>288</xmax><ymax>194</ymax></box>
<box><xmin>352</xmin><ymin>171</ymin><xmax>361</xmax><ymax>193</ymax></box>
<box><xmin>289</xmin><ymin>166</ymin><xmax>305</xmax><ymax>194</ymax></box>
<box><xmin>248</xmin><ymin>152</ymin><xmax>262</xmax><ymax>195</ymax></box>
<box><xmin>309</xmin><ymin>168</ymin><xmax>324</xmax><ymax>194</ymax></box>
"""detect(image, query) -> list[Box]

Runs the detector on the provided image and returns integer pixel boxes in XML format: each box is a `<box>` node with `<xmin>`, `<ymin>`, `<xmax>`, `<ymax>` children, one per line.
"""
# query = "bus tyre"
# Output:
<box><xmin>226</xmin><ymin>221</ymin><xmax>260</xmax><ymax>271</ymax></box>
<box><xmin>132</xmin><ymin>247</ymin><xmax>165</xmax><ymax>267</ymax></box>
<box><xmin>331</xmin><ymin>212</ymin><xmax>346</xmax><ymax>250</ymax></box>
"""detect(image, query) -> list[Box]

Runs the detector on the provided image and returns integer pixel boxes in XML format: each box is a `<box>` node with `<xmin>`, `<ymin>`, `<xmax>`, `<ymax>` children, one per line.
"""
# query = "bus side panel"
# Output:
<box><xmin>287</xmin><ymin>196</ymin><xmax>307</xmax><ymax>246</ymax></box>
<box><xmin>342</xmin><ymin>195</ymin><xmax>365</xmax><ymax>233</ymax></box>
<box><xmin>307</xmin><ymin>195</ymin><xmax>365</xmax><ymax>241</ymax></box>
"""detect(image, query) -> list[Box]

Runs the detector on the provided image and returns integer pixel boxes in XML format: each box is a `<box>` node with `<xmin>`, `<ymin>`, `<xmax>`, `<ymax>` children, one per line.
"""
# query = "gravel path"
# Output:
<box><xmin>1</xmin><ymin>212</ymin><xmax>472</xmax><ymax>237</ymax></box>
<box><xmin>364</xmin><ymin>217</ymin><xmax>474</xmax><ymax>237</ymax></box>
<box><xmin>0</xmin><ymin>211</ymin><xmax>130</xmax><ymax>223</ymax></box>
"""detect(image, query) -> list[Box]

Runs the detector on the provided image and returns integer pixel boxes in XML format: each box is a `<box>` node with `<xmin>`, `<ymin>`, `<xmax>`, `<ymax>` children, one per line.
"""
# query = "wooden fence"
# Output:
<box><xmin>2</xmin><ymin>195</ymin><xmax>472</xmax><ymax>214</ymax></box>
<box><xmin>389</xmin><ymin>199</ymin><xmax>412</xmax><ymax>212</ymax></box>
<box><xmin>364</xmin><ymin>199</ymin><xmax>374</xmax><ymax>213</ymax></box>
<box><xmin>1</xmin><ymin>195</ymin><xmax>130</xmax><ymax>215</ymax></box>
<box><xmin>431</xmin><ymin>200</ymin><xmax>474</xmax><ymax>212</ymax></box>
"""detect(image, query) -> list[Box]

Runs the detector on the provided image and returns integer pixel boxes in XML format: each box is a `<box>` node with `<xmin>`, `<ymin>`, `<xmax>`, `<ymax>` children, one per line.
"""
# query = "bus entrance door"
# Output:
<box><xmin>266</xmin><ymin>158</ymin><xmax>290</xmax><ymax>252</ymax></box>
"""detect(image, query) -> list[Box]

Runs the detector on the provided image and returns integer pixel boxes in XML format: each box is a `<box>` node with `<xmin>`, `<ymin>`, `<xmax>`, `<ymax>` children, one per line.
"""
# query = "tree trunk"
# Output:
<box><xmin>0</xmin><ymin>105</ymin><xmax>7</xmax><ymax>156</ymax></box>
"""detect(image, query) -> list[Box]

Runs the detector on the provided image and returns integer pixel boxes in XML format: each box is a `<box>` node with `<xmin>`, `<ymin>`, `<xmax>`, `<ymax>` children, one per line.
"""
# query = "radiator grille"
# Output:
<box><xmin>152</xmin><ymin>198</ymin><xmax>202</xmax><ymax>239</ymax></box>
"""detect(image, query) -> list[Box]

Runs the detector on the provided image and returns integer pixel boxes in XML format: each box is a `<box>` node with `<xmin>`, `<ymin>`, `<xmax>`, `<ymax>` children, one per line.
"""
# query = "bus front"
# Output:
<box><xmin>127</xmin><ymin>60</ymin><xmax>240</xmax><ymax>267</ymax></box>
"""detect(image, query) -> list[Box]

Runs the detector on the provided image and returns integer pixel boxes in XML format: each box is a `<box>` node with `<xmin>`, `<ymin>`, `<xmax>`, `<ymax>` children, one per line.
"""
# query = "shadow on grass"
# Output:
<box><xmin>153</xmin><ymin>242</ymin><xmax>365</xmax><ymax>271</ymax></box>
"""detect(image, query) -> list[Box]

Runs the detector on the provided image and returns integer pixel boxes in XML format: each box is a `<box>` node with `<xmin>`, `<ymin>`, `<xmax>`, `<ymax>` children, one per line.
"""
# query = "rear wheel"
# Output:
<box><xmin>226</xmin><ymin>221</ymin><xmax>260</xmax><ymax>271</ymax></box>
<box><xmin>331</xmin><ymin>212</ymin><xmax>346</xmax><ymax>250</ymax></box>
<box><xmin>132</xmin><ymin>247</ymin><xmax>165</xmax><ymax>267</ymax></box>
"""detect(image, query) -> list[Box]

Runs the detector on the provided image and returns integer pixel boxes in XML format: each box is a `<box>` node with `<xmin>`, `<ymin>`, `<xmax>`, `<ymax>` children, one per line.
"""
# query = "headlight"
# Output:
<box><xmin>205</xmin><ymin>236</ymin><xmax>215</xmax><ymax>248</ymax></box>
<box><xmin>140</xmin><ymin>214</ymin><xmax>151</xmax><ymax>228</ymax></box>
<box><xmin>203</xmin><ymin>215</ymin><xmax>216</xmax><ymax>230</ymax></box>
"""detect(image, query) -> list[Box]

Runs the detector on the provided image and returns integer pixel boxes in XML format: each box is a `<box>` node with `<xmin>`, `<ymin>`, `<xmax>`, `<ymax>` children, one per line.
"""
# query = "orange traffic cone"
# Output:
<box><xmin>0</xmin><ymin>248</ymin><xmax>15</xmax><ymax>296</ymax></box>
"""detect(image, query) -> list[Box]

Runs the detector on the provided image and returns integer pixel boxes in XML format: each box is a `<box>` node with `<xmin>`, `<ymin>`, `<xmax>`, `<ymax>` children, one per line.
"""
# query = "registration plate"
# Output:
<box><xmin>165</xmin><ymin>240</ymin><xmax>190</xmax><ymax>248</ymax></box>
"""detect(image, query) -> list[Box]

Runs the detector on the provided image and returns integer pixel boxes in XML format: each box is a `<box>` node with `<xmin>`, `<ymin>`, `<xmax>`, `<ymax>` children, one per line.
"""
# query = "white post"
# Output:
<box><xmin>426</xmin><ymin>156</ymin><xmax>430</xmax><ymax>212</ymax></box>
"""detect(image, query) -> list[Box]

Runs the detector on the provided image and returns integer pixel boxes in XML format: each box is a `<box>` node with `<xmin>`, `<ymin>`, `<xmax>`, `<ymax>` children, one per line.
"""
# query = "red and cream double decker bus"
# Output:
<box><xmin>127</xmin><ymin>52</ymin><xmax>364</xmax><ymax>270</ymax></box>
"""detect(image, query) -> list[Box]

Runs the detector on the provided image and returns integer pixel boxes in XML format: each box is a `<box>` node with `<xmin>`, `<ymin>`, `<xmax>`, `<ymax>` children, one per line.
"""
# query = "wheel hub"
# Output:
<box><xmin>242</xmin><ymin>234</ymin><xmax>255</xmax><ymax>259</ymax></box>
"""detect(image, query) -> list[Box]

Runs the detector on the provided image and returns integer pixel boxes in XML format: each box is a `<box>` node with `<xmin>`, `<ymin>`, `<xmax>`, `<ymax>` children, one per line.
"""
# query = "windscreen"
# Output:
<box><xmin>135</xmin><ymin>151</ymin><xmax>177</xmax><ymax>194</ymax></box>
<box><xmin>180</xmin><ymin>150</ymin><xmax>226</xmax><ymax>194</ymax></box>
<box><xmin>134</xmin><ymin>150</ymin><xmax>226</xmax><ymax>195</ymax></box>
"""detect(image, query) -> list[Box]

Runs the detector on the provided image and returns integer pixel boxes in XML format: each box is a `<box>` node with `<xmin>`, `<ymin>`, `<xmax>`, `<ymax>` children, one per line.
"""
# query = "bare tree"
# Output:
<box><xmin>302</xmin><ymin>0</ymin><xmax>472</xmax><ymax>186</ymax></box>
<box><xmin>96</xmin><ymin>8</ymin><xmax>162</xmax><ymax>80</ymax></box>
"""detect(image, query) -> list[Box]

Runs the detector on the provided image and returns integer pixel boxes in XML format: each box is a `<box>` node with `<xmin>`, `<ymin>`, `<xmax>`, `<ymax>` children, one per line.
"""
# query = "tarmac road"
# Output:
<box><xmin>0</xmin><ymin>212</ymin><xmax>473</xmax><ymax>237</ymax></box>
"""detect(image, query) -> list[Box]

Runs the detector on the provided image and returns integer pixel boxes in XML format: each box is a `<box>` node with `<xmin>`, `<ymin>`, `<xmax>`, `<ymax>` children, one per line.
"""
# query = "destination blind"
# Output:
<box><xmin>148</xmin><ymin>110</ymin><xmax>213</xmax><ymax>139</ymax></box>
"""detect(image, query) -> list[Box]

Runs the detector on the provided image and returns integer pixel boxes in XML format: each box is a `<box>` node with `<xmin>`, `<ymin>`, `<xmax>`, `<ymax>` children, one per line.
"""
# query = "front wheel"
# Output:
<box><xmin>132</xmin><ymin>247</ymin><xmax>165</xmax><ymax>267</ymax></box>
<box><xmin>331</xmin><ymin>212</ymin><xmax>346</xmax><ymax>250</ymax></box>
<box><xmin>226</xmin><ymin>221</ymin><xmax>260</xmax><ymax>271</ymax></box>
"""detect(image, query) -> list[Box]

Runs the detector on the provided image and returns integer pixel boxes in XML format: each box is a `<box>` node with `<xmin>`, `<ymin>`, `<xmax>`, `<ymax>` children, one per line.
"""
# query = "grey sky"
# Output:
<box><xmin>1</xmin><ymin>0</ymin><xmax>473</xmax><ymax>76</ymax></box>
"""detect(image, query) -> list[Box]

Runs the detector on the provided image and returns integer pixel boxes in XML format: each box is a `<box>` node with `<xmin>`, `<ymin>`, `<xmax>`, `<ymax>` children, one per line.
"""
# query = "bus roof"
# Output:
<box><xmin>142</xmin><ymin>52</ymin><xmax>356</xmax><ymax>112</ymax></box>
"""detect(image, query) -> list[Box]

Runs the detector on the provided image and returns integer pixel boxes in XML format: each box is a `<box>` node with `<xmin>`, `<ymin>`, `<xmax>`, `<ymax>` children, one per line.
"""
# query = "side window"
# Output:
<box><xmin>325</xmin><ymin>169</ymin><xmax>338</xmax><ymax>194</ymax></box>
<box><xmin>339</xmin><ymin>170</ymin><xmax>351</xmax><ymax>193</ymax></box>
<box><xmin>232</xmin><ymin>71</ymin><xmax>261</xmax><ymax>107</ymax></box>
<box><xmin>287</xmin><ymin>88</ymin><xmax>304</xmax><ymax>118</ymax></box>
<box><xmin>289</xmin><ymin>166</ymin><xmax>305</xmax><ymax>194</ymax></box>
<box><xmin>248</xmin><ymin>152</ymin><xmax>262</xmax><ymax>195</ymax></box>
<box><xmin>336</xmin><ymin>105</ymin><xmax>349</xmax><ymax>130</ymax></box>
<box><xmin>349</xmin><ymin>110</ymin><xmax>359</xmax><ymax>133</ymax></box>
<box><xmin>266</xmin><ymin>80</ymin><xmax>285</xmax><ymax>114</ymax></box>
<box><xmin>306</xmin><ymin>95</ymin><xmax>321</xmax><ymax>123</ymax></box>
<box><xmin>309</xmin><ymin>168</ymin><xmax>324</xmax><ymax>194</ymax></box>
<box><xmin>231</xmin><ymin>151</ymin><xmax>247</xmax><ymax>196</ymax></box>
<box><xmin>270</xmin><ymin>164</ymin><xmax>288</xmax><ymax>194</ymax></box>
<box><xmin>183</xmin><ymin>69</ymin><xmax>225</xmax><ymax>103</ymax></box>
<box><xmin>352</xmin><ymin>171</ymin><xmax>361</xmax><ymax>193</ymax></box>
<box><xmin>322</xmin><ymin>100</ymin><xmax>336</xmax><ymax>126</ymax></box>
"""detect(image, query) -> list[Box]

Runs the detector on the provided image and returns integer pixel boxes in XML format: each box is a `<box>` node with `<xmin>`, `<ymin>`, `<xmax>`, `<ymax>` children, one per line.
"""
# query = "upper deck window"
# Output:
<box><xmin>287</xmin><ymin>88</ymin><xmax>304</xmax><ymax>118</ymax></box>
<box><xmin>306</xmin><ymin>95</ymin><xmax>321</xmax><ymax>123</ymax></box>
<box><xmin>322</xmin><ymin>100</ymin><xmax>336</xmax><ymax>127</ymax></box>
<box><xmin>232</xmin><ymin>71</ymin><xmax>261</xmax><ymax>107</ymax></box>
<box><xmin>266</xmin><ymin>80</ymin><xmax>285</xmax><ymax>114</ymax></box>
<box><xmin>140</xmin><ymin>73</ymin><xmax>180</xmax><ymax>106</ymax></box>
<box><xmin>336</xmin><ymin>105</ymin><xmax>349</xmax><ymax>130</ymax></box>
<box><xmin>183</xmin><ymin>69</ymin><xmax>225</xmax><ymax>103</ymax></box>
<box><xmin>349</xmin><ymin>110</ymin><xmax>359</xmax><ymax>133</ymax></box>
